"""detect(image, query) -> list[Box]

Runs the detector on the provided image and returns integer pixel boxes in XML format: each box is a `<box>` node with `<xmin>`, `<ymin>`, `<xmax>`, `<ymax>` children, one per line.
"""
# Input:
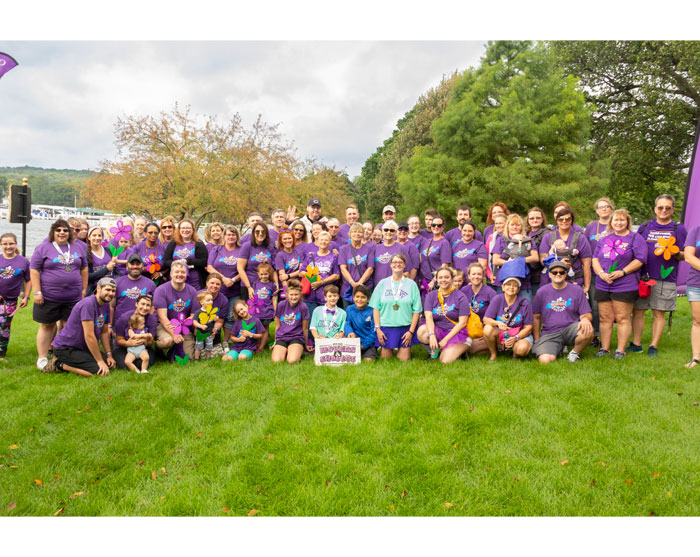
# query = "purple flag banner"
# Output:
<box><xmin>677</xmin><ymin>119</ymin><xmax>700</xmax><ymax>292</ymax></box>
<box><xmin>0</xmin><ymin>52</ymin><xmax>18</xmax><ymax>80</ymax></box>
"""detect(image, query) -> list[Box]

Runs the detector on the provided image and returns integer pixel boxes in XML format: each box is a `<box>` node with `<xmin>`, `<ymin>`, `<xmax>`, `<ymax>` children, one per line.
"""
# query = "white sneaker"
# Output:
<box><xmin>140</xmin><ymin>369</ymin><xmax>149</xmax><ymax>374</ymax></box>
<box><xmin>36</xmin><ymin>357</ymin><xmax>48</xmax><ymax>370</ymax></box>
<box><xmin>567</xmin><ymin>350</ymin><xmax>581</xmax><ymax>363</ymax></box>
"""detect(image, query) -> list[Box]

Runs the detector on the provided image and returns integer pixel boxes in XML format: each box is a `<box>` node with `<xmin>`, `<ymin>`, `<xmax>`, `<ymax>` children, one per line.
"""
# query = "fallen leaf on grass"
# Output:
<box><xmin>151</xmin><ymin>403</ymin><xmax>156</xmax><ymax>408</ymax></box>
<box><xmin>264</xmin><ymin>435</ymin><xmax>272</xmax><ymax>440</ymax></box>
<box><xmin>651</xmin><ymin>376</ymin><xmax>656</xmax><ymax>380</ymax></box>
<box><xmin>151</xmin><ymin>471</ymin><xmax>157</xmax><ymax>480</ymax></box>
<box><xmin>335</xmin><ymin>411</ymin><xmax>341</xmax><ymax>416</ymax></box>
<box><xmin>649</xmin><ymin>511</ymin><xmax>656</xmax><ymax>516</ymax></box>
<box><xmin>389</xmin><ymin>504</ymin><xmax>395</xmax><ymax>511</ymax></box>
<box><xmin>138</xmin><ymin>460</ymin><xmax>144</xmax><ymax>466</ymax></box>
<box><xmin>444</xmin><ymin>502</ymin><xmax>453</xmax><ymax>509</ymax></box>
<box><xmin>384</xmin><ymin>485</ymin><xmax>390</xmax><ymax>490</ymax></box>
<box><xmin>693</xmin><ymin>401</ymin><xmax>699</xmax><ymax>406</ymax></box>
<box><xmin>600</xmin><ymin>462</ymin><xmax>606</xmax><ymax>467</ymax></box>
<box><xmin>248</xmin><ymin>509</ymin><xmax>259</xmax><ymax>516</ymax></box>
<box><xmin>401</xmin><ymin>490</ymin><xmax>407</xmax><ymax>497</ymax></box>
<box><xmin>268</xmin><ymin>455</ymin><xmax>274</xmax><ymax>460</ymax></box>
<box><xmin>197</xmin><ymin>431</ymin><xmax>203</xmax><ymax>437</ymax></box>
<box><xmin>326</xmin><ymin>480</ymin><xmax>331</xmax><ymax>486</ymax></box>
<box><xmin>513</xmin><ymin>477</ymin><xmax>519</xmax><ymax>482</ymax></box>
<box><xmin>8</xmin><ymin>502</ymin><xmax>16</xmax><ymax>511</ymax></box>
<box><xmin>452</xmin><ymin>443</ymin><xmax>457</xmax><ymax>449</ymax></box>
<box><xmin>70</xmin><ymin>492</ymin><xmax>84</xmax><ymax>499</ymax></box>
<box><xmin>666</xmin><ymin>492</ymin><xmax>672</xmax><ymax>498</ymax></box>
<box><xmin>124</xmin><ymin>396</ymin><xmax>131</xmax><ymax>399</ymax></box>
<box><xmin>54</xmin><ymin>474</ymin><xmax>60</xmax><ymax>478</ymax></box>
<box><xmin>33</xmin><ymin>478</ymin><xmax>43</xmax><ymax>486</ymax></box>
<box><xmin>9</xmin><ymin>465</ymin><xmax>17</xmax><ymax>469</ymax></box>
<box><xmin>590</xmin><ymin>479</ymin><xmax>596</xmax><ymax>487</ymax></box>
<box><xmin>677</xmin><ymin>392</ymin><xmax>683</xmax><ymax>396</ymax></box>
<box><xmin>625</xmin><ymin>478</ymin><xmax>633</xmax><ymax>486</ymax></box>
<box><xmin>53</xmin><ymin>507</ymin><xmax>65</xmax><ymax>516</ymax></box>
<box><xmin>9</xmin><ymin>444</ymin><xmax>18</xmax><ymax>450</ymax></box>
<box><xmin>653</xmin><ymin>472</ymin><xmax>660</xmax><ymax>479</ymax></box>
<box><xmin>561</xmin><ymin>460</ymin><xmax>569</xmax><ymax>466</ymax></box>
<box><xmin>160</xmin><ymin>467</ymin><xmax>167</xmax><ymax>475</ymax></box>
<box><xmin>222</xmin><ymin>507</ymin><xmax>230</xmax><ymax>513</ymax></box>
<box><xmin>469</xmin><ymin>406</ymin><xmax>475</xmax><ymax>412</ymax></box>
<box><xmin>410</xmin><ymin>417</ymin><xmax>414</xmax><ymax>423</ymax></box>
<box><xmin>294</xmin><ymin>385</ymin><xmax>300</xmax><ymax>389</ymax></box>
<box><xmin>505</xmin><ymin>390</ymin><xmax>511</xmax><ymax>394</ymax></box>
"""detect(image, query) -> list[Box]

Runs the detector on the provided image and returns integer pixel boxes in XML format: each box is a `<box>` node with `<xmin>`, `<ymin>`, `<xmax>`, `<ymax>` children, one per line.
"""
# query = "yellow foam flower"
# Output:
<box><xmin>197</xmin><ymin>304</ymin><xmax>219</xmax><ymax>325</ymax></box>
<box><xmin>654</xmin><ymin>236</ymin><xmax>679</xmax><ymax>260</ymax></box>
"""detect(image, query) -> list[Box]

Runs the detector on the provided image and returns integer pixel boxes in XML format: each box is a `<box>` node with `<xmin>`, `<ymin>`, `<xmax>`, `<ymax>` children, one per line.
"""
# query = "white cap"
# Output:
<box><xmin>382</xmin><ymin>205</ymin><xmax>396</xmax><ymax>214</ymax></box>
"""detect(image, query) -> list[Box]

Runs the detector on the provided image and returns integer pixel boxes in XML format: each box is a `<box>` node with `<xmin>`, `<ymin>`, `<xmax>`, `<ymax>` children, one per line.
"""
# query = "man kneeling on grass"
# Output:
<box><xmin>532</xmin><ymin>260</ymin><xmax>594</xmax><ymax>364</ymax></box>
<box><xmin>43</xmin><ymin>277</ymin><xmax>116</xmax><ymax>377</ymax></box>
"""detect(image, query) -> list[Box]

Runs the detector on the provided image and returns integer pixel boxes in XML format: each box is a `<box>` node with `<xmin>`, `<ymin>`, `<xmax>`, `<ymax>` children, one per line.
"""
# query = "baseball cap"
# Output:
<box><xmin>397</xmin><ymin>222</ymin><xmax>409</xmax><ymax>230</ymax></box>
<box><xmin>382</xmin><ymin>205</ymin><xmax>396</xmax><ymax>214</ymax></box>
<box><xmin>548</xmin><ymin>260</ymin><xmax>568</xmax><ymax>272</ymax></box>
<box><xmin>308</xmin><ymin>198</ymin><xmax>322</xmax><ymax>207</ymax></box>
<box><xmin>127</xmin><ymin>253</ymin><xmax>144</xmax><ymax>264</ymax></box>
<box><xmin>97</xmin><ymin>277</ymin><xmax>117</xmax><ymax>288</ymax></box>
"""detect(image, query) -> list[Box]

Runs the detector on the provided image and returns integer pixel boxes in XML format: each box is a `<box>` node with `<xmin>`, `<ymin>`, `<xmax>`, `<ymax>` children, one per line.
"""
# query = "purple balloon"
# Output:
<box><xmin>0</xmin><ymin>52</ymin><xmax>18</xmax><ymax>80</ymax></box>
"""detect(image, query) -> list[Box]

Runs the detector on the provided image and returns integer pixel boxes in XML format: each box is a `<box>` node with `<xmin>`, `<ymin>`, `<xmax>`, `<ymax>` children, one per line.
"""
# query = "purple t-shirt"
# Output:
<box><xmin>337</xmin><ymin>223</ymin><xmax>352</xmax><ymax>245</ymax></box>
<box><xmin>0</xmin><ymin>254</ymin><xmax>30</xmax><ymax>299</ymax></box>
<box><xmin>30</xmin><ymin>240</ymin><xmax>87</xmax><ymax>303</ymax></box>
<box><xmin>275</xmin><ymin>299</ymin><xmax>310</xmax><ymax>342</ymax></box>
<box><xmin>446</xmin><ymin>227</ymin><xmax>484</xmax><ymax>244</ymax></box>
<box><xmin>251</xmin><ymin>280</ymin><xmax>277</xmax><ymax>321</ymax></box>
<box><xmin>592</xmin><ymin>232</ymin><xmax>648</xmax><ymax>292</ymax></box>
<box><xmin>52</xmin><ymin>295</ymin><xmax>110</xmax><ymax>352</ymax></box>
<box><xmin>637</xmin><ymin>220</ymin><xmax>687</xmax><ymax>283</ymax></box>
<box><xmin>113</xmin><ymin>275</ymin><xmax>157</xmax><ymax>326</ymax></box>
<box><xmin>419</xmin><ymin>228</ymin><xmax>432</xmax><ymax>239</ymax></box>
<box><xmin>584</xmin><ymin>220</ymin><xmax>609</xmax><ymax>254</ymax></box>
<box><xmin>230</xmin><ymin>316</ymin><xmax>264</xmax><ymax>352</ymax></box>
<box><xmin>275</xmin><ymin>247</ymin><xmax>304</xmax><ymax>278</ymax></box>
<box><xmin>397</xmin><ymin>241</ymin><xmax>420</xmax><ymax>277</ymax></box>
<box><xmin>532</xmin><ymin>282</ymin><xmax>591</xmax><ymax>336</ymax></box>
<box><xmin>484</xmin><ymin>294</ymin><xmax>534</xmax><ymax>328</ymax></box>
<box><xmin>339</xmin><ymin>242</ymin><xmax>375</xmax><ymax>294</ymax></box>
<box><xmin>539</xmin><ymin>230</ymin><xmax>592</xmax><ymax>287</ymax></box>
<box><xmin>686</xmin><ymin>227</ymin><xmax>700</xmax><ymax>288</ymax></box>
<box><xmin>451</xmin><ymin>240</ymin><xmax>487</xmax><ymax>275</ymax></box>
<box><xmin>114</xmin><ymin>311</ymin><xmax>158</xmax><ymax>341</ymax></box>
<box><xmin>171</xmin><ymin>242</ymin><xmax>199</xmax><ymax>289</ymax></box>
<box><xmin>90</xmin><ymin>247</ymin><xmax>115</xmax><ymax>279</ymax></box>
<box><xmin>461</xmin><ymin>283</ymin><xmax>496</xmax><ymax>321</ymax></box>
<box><xmin>153</xmin><ymin>281</ymin><xmax>198</xmax><ymax>321</ymax></box>
<box><xmin>238</xmin><ymin>242</ymin><xmax>276</xmax><ymax>286</ymax></box>
<box><xmin>207</xmin><ymin>245</ymin><xmax>241</xmax><ymax>298</ymax></box>
<box><xmin>302</xmin><ymin>251</ymin><xmax>340</xmax><ymax>304</ymax></box>
<box><xmin>419</xmin><ymin>237</ymin><xmax>453</xmax><ymax>281</ymax></box>
<box><xmin>424</xmin><ymin>289</ymin><xmax>469</xmax><ymax>331</ymax></box>
<box><xmin>374</xmin><ymin>242</ymin><xmax>412</xmax><ymax>283</ymax></box>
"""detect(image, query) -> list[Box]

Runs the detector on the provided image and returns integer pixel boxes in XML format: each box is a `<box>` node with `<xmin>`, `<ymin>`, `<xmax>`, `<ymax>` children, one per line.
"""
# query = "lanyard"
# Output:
<box><xmin>437</xmin><ymin>288</ymin><xmax>457</xmax><ymax>325</ymax></box>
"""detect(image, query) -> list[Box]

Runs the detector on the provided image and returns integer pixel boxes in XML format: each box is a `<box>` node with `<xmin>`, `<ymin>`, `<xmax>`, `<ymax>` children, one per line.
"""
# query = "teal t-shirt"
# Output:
<box><xmin>369</xmin><ymin>277</ymin><xmax>422</xmax><ymax>327</ymax></box>
<box><xmin>310</xmin><ymin>305</ymin><xmax>347</xmax><ymax>337</ymax></box>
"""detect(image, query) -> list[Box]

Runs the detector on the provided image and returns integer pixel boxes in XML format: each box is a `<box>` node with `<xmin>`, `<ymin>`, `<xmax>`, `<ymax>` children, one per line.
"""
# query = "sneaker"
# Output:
<box><xmin>648</xmin><ymin>346</ymin><xmax>658</xmax><ymax>358</ymax></box>
<box><xmin>567</xmin><ymin>350</ymin><xmax>581</xmax><ymax>363</ymax></box>
<box><xmin>627</xmin><ymin>343</ymin><xmax>643</xmax><ymax>353</ymax></box>
<box><xmin>140</xmin><ymin>369</ymin><xmax>149</xmax><ymax>374</ymax></box>
<box><xmin>613</xmin><ymin>350</ymin><xmax>626</xmax><ymax>360</ymax></box>
<box><xmin>595</xmin><ymin>348</ymin><xmax>610</xmax><ymax>358</ymax></box>
<box><xmin>42</xmin><ymin>354</ymin><xmax>60</xmax><ymax>373</ymax></box>
<box><xmin>36</xmin><ymin>357</ymin><xmax>48</xmax><ymax>370</ymax></box>
<box><xmin>592</xmin><ymin>336</ymin><xmax>600</xmax><ymax>348</ymax></box>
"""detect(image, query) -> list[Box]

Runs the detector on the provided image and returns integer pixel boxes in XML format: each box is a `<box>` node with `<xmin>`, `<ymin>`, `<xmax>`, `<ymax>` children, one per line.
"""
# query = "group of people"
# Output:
<box><xmin>1</xmin><ymin>192</ymin><xmax>697</xmax><ymax>376</ymax></box>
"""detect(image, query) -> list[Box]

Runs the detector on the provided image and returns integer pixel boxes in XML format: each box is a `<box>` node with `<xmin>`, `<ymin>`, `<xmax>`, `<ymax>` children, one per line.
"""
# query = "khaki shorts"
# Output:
<box><xmin>156</xmin><ymin>323</ymin><xmax>195</xmax><ymax>356</ymax></box>
<box><xmin>634</xmin><ymin>281</ymin><xmax>677</xmax><ymax>312</ymax></box>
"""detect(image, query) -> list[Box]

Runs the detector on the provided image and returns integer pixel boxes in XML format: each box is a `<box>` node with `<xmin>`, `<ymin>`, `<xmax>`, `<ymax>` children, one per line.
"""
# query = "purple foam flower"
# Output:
<box><xmin>601</xmin><ymin>236</ymin><xmax>625</xmax><ymax>261</ymax></box>
<box><xmin>109</xmin><ymin>220</ymin><xmax>133</xmax><ymax>243</ymax></box>
<box><xmin>246</xmin><ymin>294</ymin><xmax>264</xmax><ymax>315</ymax></box>
<box><xmin>169</xmin><ymin>312</ymin><xmax>193</xmax><ymax>336</ymax></box>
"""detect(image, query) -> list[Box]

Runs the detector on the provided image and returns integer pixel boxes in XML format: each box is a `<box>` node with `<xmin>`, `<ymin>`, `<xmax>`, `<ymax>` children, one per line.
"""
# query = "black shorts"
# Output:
<box><xmin>53</xmin><ymin>347</ymin><xmax>104</xmax><ymax>374</ymax></box>
<box><xmin>33</xmin><ymin>299</ymin><xmax>78</xmax><ymax>324</ymax></box>
<box><xmin>261</xmin><ymin>319</ymin><xmax>273</xmax><ymax>329</ymax></box>
<box><xmin>275</xmin><ymin>338</ymin><xmax>305</xmax><ymax>348</ymax></box>
<box><xmin>595</xmin><ymin>289</ymin><xmax>638</xmax><ymax>304</ymax></box>
<box><xmin>361</xmin><ymin>346</ymin><xmax>378</xmax><ymax>360</ymax></box>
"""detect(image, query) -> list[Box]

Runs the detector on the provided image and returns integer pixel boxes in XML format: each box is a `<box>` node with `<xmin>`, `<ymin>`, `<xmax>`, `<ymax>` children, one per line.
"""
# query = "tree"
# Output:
<box><xmin>398</xmin><ymin>41</ymin><xmax>609</xmax><ymax>228</ymax></box>
<box><xmin>552</xmin><ymin>41</ymin><xmax>700</xmax><ymax>219</ymax></box>
<box><xmin>85</xmin><ymin>105</ymin><xmax>349</xmax><ymax>227</ymax></box>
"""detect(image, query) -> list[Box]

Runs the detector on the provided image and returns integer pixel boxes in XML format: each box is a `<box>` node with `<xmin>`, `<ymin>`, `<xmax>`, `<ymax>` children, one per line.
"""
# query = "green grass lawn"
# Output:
<box><xmin>1</xmin><ymin>299</ymin><xmax>699</xmax><ymax>517</ymax></box>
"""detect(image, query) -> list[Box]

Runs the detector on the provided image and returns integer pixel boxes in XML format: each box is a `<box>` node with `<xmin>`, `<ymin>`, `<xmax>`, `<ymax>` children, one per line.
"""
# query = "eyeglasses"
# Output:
<box><xmin>550</xmin><ymin>269</ymin><xmax>567</xmax><ymax>276</ymax></box>
<box><xmin>656</xmin><ymin>206</ymin><xmax>674</xmax><ymax>212</ymax></box>
<box><xmin>598</xmin><ymin>205</ymin><xmax>612</xmax><ymax>210</ymax></box>
<box><xmin>431</xmin><ymin>223</ymin><xmax>444</xmax><ymax>228</ymax></box>
<box><xmin>557</xmin><ymin>217</ymin><xmax>572</xmax><ymax>222</ymax></box>
<box><xmin>254</xmin><ymin>230</ymin><xmax>266</xmax><ymax>235</ymax></box>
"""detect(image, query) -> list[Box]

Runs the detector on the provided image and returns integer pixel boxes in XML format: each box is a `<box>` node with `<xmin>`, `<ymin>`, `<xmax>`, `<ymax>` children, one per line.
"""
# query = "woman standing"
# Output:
<box><xmin>30</xmin><ymin>219</ymin><xmax>88</xmax><ymax>369</ymax></box>
<box><xmin>684</xmin><ymin>225</ymin><xmax>700</xmax><ymax>368</ymax></box>
<box><xmin>525</xmin><ymin>207</ymin><xmax>548</xmax><ymax>297</ymax></box>
<box><xmin>290</xmin><ymin>220</ymin><xmax>309</xmax><ymax>247</ymax></box>
<box><xmin>131</xmin><ymin>222</ymin><xmax>166</xmax><ymax>284</ymax></box>
<box><xmin>275</xmin><ymin>229</ymin><xmax>304</xmax><ymax>292</ymax></box>
<box><xmin>339</xmin><ymin>223</ymin><xmax>375</xmax><ymax>305</ymax></box>
<box><xmin>204</xmin><ymin>222</ymin><xmax>225</xmax><ymax>251</ymax></box>
<box><xmin>418</xmin><ymin>214</ymin><xmax>452</xmax><ymax>294</ymax></box>
<box><xmin>362</xmin><ymin>221</ymin><xmax>375</xmax><ymax>245</ymax></box>
<box><xmin>207</xmin><ymin>225</ymin><xmax>242</xmax><ymax>342</ymax></box>
<box><xmin>86</xmin><ymin>226</ymin><xmax>116</xmax><ymax>294</ymax></box>
<box><xmin>237</xmin><ymin>222</ymin><xmax>277</xmax><ymax>300</ymax></box>
<box><xmin>158</xmin><ymin>216</ymin><xmax>176</xmax><ymax>245</ymax></box>
<box><xmin>461</xmin><ymin>262</ymin><xmax>496</xmax><ymax>355</ymax></box>
<box><xmin>373</xmin><ymin>221</ymin><xmax>410</xmax><ymax>284</ymax></box>
<box><xmin>162</xmin><ymin>218</ymin><xmax>209</xmax><ymax>290</ymax></box>
<box><xmin>584</xmin><ymin>197</ymin><xmax>614</xmax><ymax>347</ymax></box>
<box><xmin>485</xmin><ymin>214</ymin><xmax>507</xmax><ymax>286</ymax></box>
<box><xmin>132</xmin><ymin>216</ymin><xmax>148</xmax><ymax>244</ymax></box>
<box><xmin>491</xmin><ymin>214</ymin><xmax>539</xmax><ymax>301</ymax></box>
<box><xmin>0</xmin><ymin>233</ymin><xmax>31</xmax><ymax>360</ymax></box>
<box><xmin>591</xmin><ymin>209</ymin><xmax>647</xmax><ymax>359</ymax></box>
<box><xmin>451</xmin><ymin>220</ymin><xmax>488</xmax><ymax>276</ymax></box>
<box><xmin>483</xmin><ymin>202</ymin><xmax>509</xmax><ymax>240</ymax></box>
<box><xmin>539</xmin><ymin>208</ymin><xmax>592</xmax><ymax>293</ymax></box>
<box><xmin>301</xmin><ymin>231</ymin><xmax>339</xmax><ymax>315</ymax></box>
<box><xmin>370</xmin><ymin>253</ymin><xmax>422</xmax><ymax>361</ymax></box>
<box><xmin>417</xmin><ymin>267</ymin><xmax>470</xmax><ymax>363</ymax></box>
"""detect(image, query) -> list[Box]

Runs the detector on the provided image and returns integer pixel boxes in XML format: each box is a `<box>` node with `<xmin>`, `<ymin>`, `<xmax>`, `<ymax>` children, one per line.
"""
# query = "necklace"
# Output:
<box><xmin>53</xmin><ymin>241</ymin><xmax>73</xmax><ymax>272</ymax></box>
<box><xmin>390</xmin><ymin>277</ymin><xmax>404</xmax><ymax>311</ymax></box>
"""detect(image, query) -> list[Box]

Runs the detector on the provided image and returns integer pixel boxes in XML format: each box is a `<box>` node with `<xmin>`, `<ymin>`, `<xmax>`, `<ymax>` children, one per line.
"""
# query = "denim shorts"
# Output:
<box><xmin>687</xmin><ymin>286</ymin><xmax>700</xmax><ymax>303</ymax></box>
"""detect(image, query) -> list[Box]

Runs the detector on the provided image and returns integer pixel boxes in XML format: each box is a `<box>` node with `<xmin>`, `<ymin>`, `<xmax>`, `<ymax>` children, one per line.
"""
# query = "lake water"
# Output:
<box><xmin>0</xmin><ymin>219</ymin><xmax>54</xmax><ymax>255</ymax></box>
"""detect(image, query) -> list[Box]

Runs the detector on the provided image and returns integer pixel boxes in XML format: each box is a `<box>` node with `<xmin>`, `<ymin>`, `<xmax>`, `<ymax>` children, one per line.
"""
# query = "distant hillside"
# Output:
<box><xmin>0</xmin><ymin>166</ymin><xmax>95</xmax><ymax>206</ymax></box>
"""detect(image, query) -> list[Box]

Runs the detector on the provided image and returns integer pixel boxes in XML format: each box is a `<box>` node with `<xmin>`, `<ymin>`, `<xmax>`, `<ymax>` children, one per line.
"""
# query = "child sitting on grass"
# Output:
<box><xmin>252</xmin><ymin>261</ymin><xmax>278</xmax><ymax>351</ymax></box>
<box><xmin>310</xmin><ymin>285</ymin><xmax>346</xmax><ymax>340</ymax></box>
<box><xmin>271</xmin><ymin>279</ymin><xmax>311</xmax><ymax>364</ymax></box>
<box><xmin>193</xmin><ymin>291</ymin><xmax>215</xmax><ymax>361</ymax></box>
<box><xmin>125</xmin><ymin>311</ymin><xmax>151</xmax><ymax>373</ymax></box>
<box><xmin>222</xmin><ymin>299</ymin><xmax>264</xmax><ymax>361</ymax></box>
<box><xmin>343</xmin><ymin>284</ymin><xmax>377</xmax><ymax>361</ymax></box>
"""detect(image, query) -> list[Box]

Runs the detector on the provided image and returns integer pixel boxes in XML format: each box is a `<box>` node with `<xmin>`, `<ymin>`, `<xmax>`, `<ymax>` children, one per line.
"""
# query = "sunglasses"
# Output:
<box><xmin>56</xmin><ymin>228</ymin><xmax>70</xmax><ymax>233</ymax></box>
<box><xmin>294</xmin><ymin>228</ymin><xmax>305</xmax><ymax>233</ymax></box>
<box><xmin>557</xmin><ymin>217</ymin><xmax>572</xmax><ymax>222</ymax></box>
<box><xmin>550</xmin><ymin>269</ymin><xmax>567</xmax><ymax>276</ymax></box>
<box><xmin>656</xmin><ymin>206</ymin><xmax>673</xmax><ymax>212</ymax></box>
<box><xmin>383</xmin><ymin>229</ymin><xmax>396</xmax><ymax>233</ymax></box>
<box><xmin>431</xmin><ymin>223</ymin><xmax>444</xmax><ymax>228</ymax></box>
<box><xmin>161</xmin><ymin>225</ymin><xmax>173</xmax><ymax>229</ymax></box>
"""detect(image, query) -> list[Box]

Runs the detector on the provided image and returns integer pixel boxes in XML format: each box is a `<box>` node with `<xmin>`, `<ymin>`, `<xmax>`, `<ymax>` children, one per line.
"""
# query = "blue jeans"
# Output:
<box><xmin>225</xmin><ymin>295</ymin><xmax>242</xmax><ymax>329</ymax></box>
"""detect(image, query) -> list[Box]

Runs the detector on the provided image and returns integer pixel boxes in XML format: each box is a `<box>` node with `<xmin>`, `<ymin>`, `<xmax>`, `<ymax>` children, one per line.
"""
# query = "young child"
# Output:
<box><xmin>310</xmin><ymin>285</ymin><xmax>346</xmax><ymax>340</ymax></box>
<box><xmin>193</xmin><ymin>291</ymin><xmax>215</xmax><ymax>361</ymax></box>
<box><xmin>125</xmin><ymin>312</ymin><xmax>151</xmax><ymax>373</ymax></box>
<box><xmin>343</xmin><ymin>284</ymin><xmax>377</xmax><ymax>361</ymax></box>
<box><xmin>271</xmin><ymin>279</ymin><xmax>311</xmax><ymax>364</ymax></box>
<box><xmin>223</xmin><ymin>299</ymin><xmax>264</xmax><ymax>361</ymax></box>
<box><xmin>114</xmin><ymin>236</ymin><xmax>132</xmax><ymax>277</ymax></box>
<box><xmin>452</xmin><ymin>269</ymin><xmax>465</xmax><ymax>291</ymax></box>
<box><xmin>252</xmin><ymin>261</ymin><xmax>278</xmax><ymax>351</ymax></box>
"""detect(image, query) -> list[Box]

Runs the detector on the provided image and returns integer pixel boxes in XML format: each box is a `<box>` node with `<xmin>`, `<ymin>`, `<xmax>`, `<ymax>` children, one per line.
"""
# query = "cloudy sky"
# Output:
<box><xmin>0</xmin><ymin>41</ymin><xmax>486</xmax><ymax>179</ymax></box>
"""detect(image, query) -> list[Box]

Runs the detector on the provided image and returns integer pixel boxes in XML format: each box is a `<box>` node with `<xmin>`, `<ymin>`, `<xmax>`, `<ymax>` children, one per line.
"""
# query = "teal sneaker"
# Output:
<box><xmin>648</xmin><ymin>346</ymin><xmax>658</xmax><ymax>358</ymax></box>
<box><xmin>627</xmin><ymin>343</ymin><xmax>643</xmax><ymax>353</ymax></box>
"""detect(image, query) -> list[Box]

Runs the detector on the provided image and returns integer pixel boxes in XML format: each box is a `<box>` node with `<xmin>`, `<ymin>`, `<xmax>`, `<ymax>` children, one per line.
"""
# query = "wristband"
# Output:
<box><xmin>428</xmin><ymin>332</ymin><xmax>435</xmax><ymax>337</ymax></box>
<box><xmin>34</xmin><ymin>291</ymin><xmax>42</xmax><ymax>296</ymax></box>
<box><xmin>622</xmin><ymin>269</ymin><xmax>627</xmax><ymax>276</ymax></box>
<box><xmin>374</xmin><ymin>325</ymin><xmax>381</xmax><ymax>330</ymax></box>
<box><xmin>106</xmin><ymin>351</ymin><xmax>112</xmax><ymax>356</ymax></box>
<box><xmin>597</xmin><ymin>270</ymin><xmax>605</xmax><ymax>276</ymax></box>
<box><xmin>408</xmin><ymin>330</ymin><xmax>415</xmax><ymax>335</ymax></box>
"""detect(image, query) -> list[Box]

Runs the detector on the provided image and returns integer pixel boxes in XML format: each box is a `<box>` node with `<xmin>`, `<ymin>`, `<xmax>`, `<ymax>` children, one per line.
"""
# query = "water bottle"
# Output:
<box><xmin>430</xmin><ymin>347</ymin><xmax>439</xmax><ymax>359</ymax></box>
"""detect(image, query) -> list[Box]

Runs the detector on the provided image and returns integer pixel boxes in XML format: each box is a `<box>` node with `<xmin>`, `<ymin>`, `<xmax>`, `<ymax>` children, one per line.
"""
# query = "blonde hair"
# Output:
<box><xmin>595</xmin><ymin>197</ymin><xmax>614</xmax><ymax>211</ymax></box>
<box><xmin>174</xmin><ymin>218</ymin><xmax>200</xmax><ymax>244</ymax></box>
<box><xmin>504</xmin><ymin>214</ymin><xmax>525</xmax><ymax>238</ymax></box>
<box><xmin>610</xmin><ymin>208</ymin><xmax>633</xmax><ymax>232</ymax></box>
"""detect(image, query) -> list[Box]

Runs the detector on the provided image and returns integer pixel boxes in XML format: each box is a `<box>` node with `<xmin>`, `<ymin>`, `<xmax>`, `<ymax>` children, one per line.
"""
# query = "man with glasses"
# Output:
<box><xmin>112</xmin><ymin>253</ymin><xmax>157</xmax><ymax>328</ymax></box>
<box><xmin>630</xmin><ymin>194</ymin><xmax>687</xmax><ymax>357</ymax></box>
<box><xmin>446</xmin><ymin>206</ymin><xmax>483</xmax><ymax>245</ymax></box>
<box><xmin>532</xmin><ymin>260</ymin><xmax>594</xmax><ymax>363</ymax></box>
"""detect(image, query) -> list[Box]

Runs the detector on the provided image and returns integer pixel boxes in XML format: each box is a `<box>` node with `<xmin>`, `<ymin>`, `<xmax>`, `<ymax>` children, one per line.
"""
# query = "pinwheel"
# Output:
<box><xmin>169</xmin><ymin>312</ymin><xmax>193</xmax><ymax>336</ymax></box>
<box><xmin>246</xmin><ymin>294</ymin><xmax>264</xmax><ymax>315</ymax></box>
<box><xmin>654</xmin><ymin>236</ymin><xmax>680</xmax><ymax>260</ymax></box>
<box><xmin>109</xmin><ymin>220</ymin><xmax>132</xmax><ymax>243</ymax></box>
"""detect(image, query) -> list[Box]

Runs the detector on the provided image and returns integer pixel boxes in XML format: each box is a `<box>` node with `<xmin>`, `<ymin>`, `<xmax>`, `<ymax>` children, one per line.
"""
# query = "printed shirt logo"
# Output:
<box><xmin>347</xmin><ymin>254</ymin><xmax>367</xmax><ymax>266</ymax></box>
<box><xmin>421</xmin><ymin>246</ymin><xmax>439</xmax><ymax>257</ymax></box>
<box><xmin>168</xmin><ymin>298</ymin><xmax>191</xmax><ymax>313</ymax></box>
<box><xmin>497</xmin><ymin>313</ymin><xmax>523</xmax><ymax>324</ymax></box>
<box><xmin>256</xmin><ymin>286</ymin><xmax>271</xmax><ymax>300</ymax></box>
<box><xmin>52</xmin><ymin>252</ymin><xmax>78</xmax><ymax>266</ymax></box>
<box><xmin>317</xmin><ymin>260</ymin><xmax>332</xmax><ymax>275</ymax></box>
<box><xmin>454</xmin><ymin>247</ymin><xmax>475</xmax><ymax>259</ymax></box>
<box><xmin>218</xmin><ymin>255</ymin><xmax>237</xmax><ymax>266</ymax></box>
<box><xmin>94</xmin><ymin>313</ymin><xmax>106</xmax><ymax>330</ymax></box>
<box><xmin>376</xmin><ymin>251</ymin><xmax>393</xmax><ymax>264</ymax></box>
<box><xmin>281</xmin><ymin>312</ymin><xmax>300</xmax><ymax>326</ymax></box>
<box><xmin>121</xmin><ymin>286</ymin><xmax>148</xmax><ymax>299</ymax></box>
<box><xmin>545</xmin><ymin>297</ymin><xmax>573</xmax><ymax>312</ymax></box>
<box><xmin>175</xmin><ymin>247</ymin><xmax>194</xmax><ymax>259</ymax></box>
<box><xmin>0</xmin><ymin>266</ymin><xmax>21</xmax><ymax>280</ymax></box>
<box><xmin>383</xmin><ymin>287</ymin><xmax>408</xmax><ymax>299</ymax></box>
<box><xmin>284</xmin><ymin>257</ymin><xmax>300</xmax><ymax>270</ymax></box>
<box><xmin>252</xmin><ymin>251</ymin><xmax>271</xmax><ymax>263</ymax></box>
<box><xmin>432</xmin><ymin>303</ymin><xmax>455</xmax><ymax>317</ymax></box>
<box><xmin>470</xmin><ymin>299</ymin><xmax>485</xmax><ymax>313</ymax></box>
